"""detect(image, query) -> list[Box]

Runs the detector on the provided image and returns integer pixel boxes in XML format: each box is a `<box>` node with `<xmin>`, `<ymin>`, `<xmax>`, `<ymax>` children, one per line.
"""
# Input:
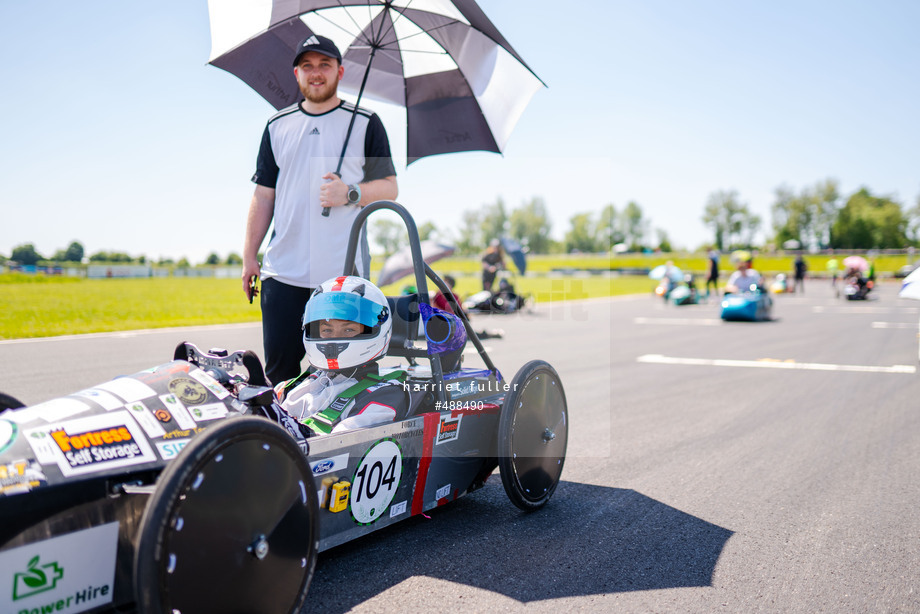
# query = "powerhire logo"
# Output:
<box><xmin>12</xmin><ymin>555</ymin><xmax>63</xmax><ymax>600</ymax></box>
<box><xmin>0</xmin><ymin>522</ymin><xmax>118</xmax><ymax>613</ymax></box>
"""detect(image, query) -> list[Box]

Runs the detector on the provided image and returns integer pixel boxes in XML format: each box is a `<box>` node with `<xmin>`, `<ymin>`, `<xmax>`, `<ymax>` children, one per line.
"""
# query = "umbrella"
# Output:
<box><xmin>207</xmin><ymin>0</ymin><xmax>544</xmax><ymax>166</ymax></box>
<box><xmin>500</xmin><ymin>236</ymin><xmax>526</xmax><ymax>275</ymax></box>
<box><xmin>898</xmin><ymin>266</ymin><xmax>920</xmax><ymax>300</ymax></box>
<box><xmin>649</xmin><ymin>264</ymin><xmax>683</xmax><ymax>282</ymax></box>
<box><xmin>842</xmin><ymin>255</ymin><xmax>869</xmax><ymax>272</ymax></box>
<box><xmin>377</xmin><ymin>240</ymin><xmax>455</xmax><ymax>287</ymax></box>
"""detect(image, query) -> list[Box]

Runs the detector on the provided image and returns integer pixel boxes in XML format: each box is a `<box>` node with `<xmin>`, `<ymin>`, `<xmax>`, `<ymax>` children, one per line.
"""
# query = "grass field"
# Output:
<box><xmin>0</xmin><ymin>273</ymin><xmax>641</xmax><ymax>340</ymax></box>
<box><xmin>3</xmin><ymin>249</ymin><xmax>911</xmax><ymax>340</ymax></box>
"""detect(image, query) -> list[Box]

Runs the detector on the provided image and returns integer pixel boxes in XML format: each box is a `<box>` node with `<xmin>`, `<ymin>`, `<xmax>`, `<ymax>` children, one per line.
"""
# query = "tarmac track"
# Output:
<box><xmin>1</xmin><ymin>280</ymin><xmax>918</xmax><ymax>613</ymax></box>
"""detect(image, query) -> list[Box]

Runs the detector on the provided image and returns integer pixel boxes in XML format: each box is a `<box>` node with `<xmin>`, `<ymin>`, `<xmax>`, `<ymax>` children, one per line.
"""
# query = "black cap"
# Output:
<box><xmin>293</xmin><ymin>35</ymin><xmax>342</xmax><ymax>65</ymax></box>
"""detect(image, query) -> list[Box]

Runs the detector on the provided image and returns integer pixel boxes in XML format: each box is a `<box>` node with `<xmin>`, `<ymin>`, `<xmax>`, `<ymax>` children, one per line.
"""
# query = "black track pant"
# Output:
<box><xmin>260</xmin><ymin>277</ymin><xmax>314</xmax><ymax>386</ymax></box>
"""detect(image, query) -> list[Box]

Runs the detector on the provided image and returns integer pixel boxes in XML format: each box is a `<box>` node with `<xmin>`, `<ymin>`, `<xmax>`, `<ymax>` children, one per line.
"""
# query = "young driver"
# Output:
<box><xmin>275</xmin><ymin>276</ymin><xmax>408</xmax><ymax>435</ymax></box>
<box><xmin>724</xmin><ymin>252</ymin><xmax>764</xmax><ymax>294</ymax></box>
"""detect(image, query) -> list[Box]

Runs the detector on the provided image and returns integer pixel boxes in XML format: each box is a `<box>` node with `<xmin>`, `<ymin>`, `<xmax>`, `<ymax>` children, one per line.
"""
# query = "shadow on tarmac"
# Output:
<box><xmin>302</xmin><ymin>480</ymin><xmax>733</xmax><ymax>612</ymax></box>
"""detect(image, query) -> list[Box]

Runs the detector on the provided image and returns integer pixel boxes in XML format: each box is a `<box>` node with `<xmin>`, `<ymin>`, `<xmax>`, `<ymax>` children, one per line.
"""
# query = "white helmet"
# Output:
<box><xmin>302</xmin><ymin>276</ymin><xmax>392</xmax><ymax>371</ymax></box>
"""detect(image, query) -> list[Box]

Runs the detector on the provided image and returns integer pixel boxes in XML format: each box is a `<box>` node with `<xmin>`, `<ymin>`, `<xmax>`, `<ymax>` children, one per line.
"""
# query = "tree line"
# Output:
<box><xmin>1</xmin><ymin>242</ymin><xmax>244</xmax><ymax>268</ymax></box>
<box><xmin>705</xmin><ymin>179</ymin><xmax>920</xmax><ymax>252</ymax></box>
<box><xmin>374</xmin><ymin>179</ymin><xmax>920</xmax><ymax>257</ymax></box>
<box><xmin>4</xmin><ymin>178</ymin><xmax>919</xmax><ymax>266</ymax></box>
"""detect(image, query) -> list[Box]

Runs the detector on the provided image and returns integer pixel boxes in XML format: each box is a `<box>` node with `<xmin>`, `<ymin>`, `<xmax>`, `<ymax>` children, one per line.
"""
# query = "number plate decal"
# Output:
<box><xmin>350</xmin><ymin>438</ymin><xmax>403</xmax><ymax>525</ymax></box>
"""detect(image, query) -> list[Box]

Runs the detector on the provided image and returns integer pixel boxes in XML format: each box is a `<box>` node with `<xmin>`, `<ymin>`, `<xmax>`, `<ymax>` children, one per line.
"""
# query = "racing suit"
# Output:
<box><xmin>276</xmin><ymin>366</ymin><xmax>408</xmax><ymax>435</ymax></box>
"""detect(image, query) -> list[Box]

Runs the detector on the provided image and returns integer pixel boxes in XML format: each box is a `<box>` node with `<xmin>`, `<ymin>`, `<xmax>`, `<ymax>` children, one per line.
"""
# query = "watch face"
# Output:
<box><xmin>348</xmin><ymin>186</ymin><xmax>360</xmax><ymax>204</ymax></box>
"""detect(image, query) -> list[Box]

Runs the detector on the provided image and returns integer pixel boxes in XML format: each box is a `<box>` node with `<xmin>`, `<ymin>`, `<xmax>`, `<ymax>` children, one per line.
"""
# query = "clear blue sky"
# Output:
<box><xmin>1</xmin><ymin>1</ymin><xmax>918</xmax><ymax>263</ymax></box>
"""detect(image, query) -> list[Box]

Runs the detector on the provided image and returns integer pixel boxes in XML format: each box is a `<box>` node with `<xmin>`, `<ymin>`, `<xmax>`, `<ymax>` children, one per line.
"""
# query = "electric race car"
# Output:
<box><xmin>0</xmin><ymin>202</ymin><xmax>569</xmax><ymax>614</ymax></box>
<box><xmin>720</xmin><ymin>286</ymin><xmax>774</xmax><ymax>322</ymax></box>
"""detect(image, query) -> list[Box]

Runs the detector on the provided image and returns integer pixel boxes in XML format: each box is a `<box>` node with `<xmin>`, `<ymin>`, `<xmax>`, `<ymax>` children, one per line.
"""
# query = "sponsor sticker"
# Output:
<box><xmin>189</xmin><ymin>369</ymin><xmax>230</xmax><ymax>400</ymax></box>
<box><xmin>350</xmin><ymin>439</ymin><xmax>403</xmax><ymax>525</ymax></box>
<box><xmin>0</xmin><ymin>522</ymin><xmax>118</xmax><ymax>614</ymax></box>
<box><xmin>389</xmin><ymin>500</ymin><xmax>407</xmax><ymax>518</ymax></box>
<box><xmin>155</xmin><ymin>438</ymin><xmax>190</xmax><ymax>461</ymax></box>
<box><xmin>167</xmin><ymin>377</ymin><xmax>210</xmax><ymax>406</ymax></box>
<box><xmin>94</xmin><ymin>377</ymin><xmax>156</xmax><ymax>403</ymax></box>
<box><xmin>187</xmin><ymin>402</ymin><xmax>229</xmax><ymax>422</ymax></box>
<box><xmin>73</xmin><ymin>389</ymin><xmax>123</xmax><ymax>411</ymax></box>
<box><xmin>6</xmin><ymin>397</ymin><xmax>90</xmax><ymax>425</ymax></box>
<box><xmin>435</xmin><ymin>414</ymin><xmax>462</xmax><ymax>445</ymax></box>
<box><xmin>435</xmin><ymin>484</ymin><xmax>451</xmax><ymax>500</ymax></box>
<box><xmin>25</xmin><ymin>411</ymin><xmax>156</xmax><ymax>477</ymax></box>
<box><xmin>447</xmin><ymin>379</ymin><xmax>479</xmax><ymax>400</ymax></box>
<box><xmin>126</xmin><ymin>401</ymin><xmax>166</xmax><ymax>438</ymax></box>
<box><xmin>0</xmin><ymin>458</ymin><xmax>47</xmax><ymax>495</ymax></box>
<box><xmin>159</xmin><ymin>394</ymin><xmax>197</xmax><ymax>429</ymax></box>
<box><xmin>309</xmin><ymin>453</ymin><xmax>349</xmax><ymax>476</ymax></box>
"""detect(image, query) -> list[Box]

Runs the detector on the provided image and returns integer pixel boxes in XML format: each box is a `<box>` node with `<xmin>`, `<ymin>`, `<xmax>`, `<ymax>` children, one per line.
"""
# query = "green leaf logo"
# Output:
<box><xmin>12</xmin><ymin>556</ymin><xmax>63</xmax><ymax>600</ymax></box>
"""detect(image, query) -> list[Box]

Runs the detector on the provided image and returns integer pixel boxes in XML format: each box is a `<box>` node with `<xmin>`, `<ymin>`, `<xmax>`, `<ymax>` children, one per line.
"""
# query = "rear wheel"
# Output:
<box><xmin>498</xmin><ymin>361</ymin><xmax>568</xmax><ymax>510</ymax></box>
<box><xmin>134</xmin><ymin>416</ymin><xmax>318</xmax><ymax>614</ymax></box>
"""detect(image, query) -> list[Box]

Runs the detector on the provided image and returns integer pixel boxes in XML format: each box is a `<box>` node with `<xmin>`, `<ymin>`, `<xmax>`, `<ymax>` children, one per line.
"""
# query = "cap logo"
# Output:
<box><xmin>302</xmin><ymin>36</ymin><xmax>320</xmax><ymax>48</ymax></box>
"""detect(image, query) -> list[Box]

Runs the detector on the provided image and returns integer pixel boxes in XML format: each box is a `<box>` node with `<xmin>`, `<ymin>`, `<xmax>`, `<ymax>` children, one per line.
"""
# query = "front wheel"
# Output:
<box><xmin>0</xmin><ymin>392</ymin><xmax>25</xmax><ymax>413</ymax></box>
<box><xmin>498</xmin><ymin>360</ymin><xmax>568</xmax><ymax>511</ymax></box>
<box><xmin>134</xmin><ymin>416</ymin><xmax>318</xmax><ymax>614</ymax></box>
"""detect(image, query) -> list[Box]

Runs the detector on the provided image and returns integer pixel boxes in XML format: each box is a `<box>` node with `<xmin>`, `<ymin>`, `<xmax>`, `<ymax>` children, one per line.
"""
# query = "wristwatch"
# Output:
<box><xmin>346</xmin><ymin>184</ymin><xmax>362</xmax><ymax>206</ymax></box>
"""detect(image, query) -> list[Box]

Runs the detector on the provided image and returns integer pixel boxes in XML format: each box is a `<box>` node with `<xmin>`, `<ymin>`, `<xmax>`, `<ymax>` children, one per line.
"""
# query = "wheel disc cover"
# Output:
<box><xmin>160</xmin><ymin>439</ymin><xmax>314</xmax><ymax>613</ymax></box>
<box><xmin>510</xmin><ymin>370</ymin><xmax>567</xmax><ymax>502</ymax></box>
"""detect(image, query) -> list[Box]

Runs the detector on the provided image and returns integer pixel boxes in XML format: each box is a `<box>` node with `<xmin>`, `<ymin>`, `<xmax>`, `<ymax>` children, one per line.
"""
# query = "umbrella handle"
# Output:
<box><xmin>325</xmin><ymin>46</ymin><xmax>377</xmax><ymax>219</ymax></box>
<box><xmin>321</xmin><ymin>172</ymin><xmax>340</xmax><ymax>217</ymax></box>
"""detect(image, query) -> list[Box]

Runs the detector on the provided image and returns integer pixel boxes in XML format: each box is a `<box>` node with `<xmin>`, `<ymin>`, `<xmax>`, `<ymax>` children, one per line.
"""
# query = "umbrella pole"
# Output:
<box><xmin>322</xmin><ymin>45</ymin><xmax>379</xmax><ymax>217</ymax></box>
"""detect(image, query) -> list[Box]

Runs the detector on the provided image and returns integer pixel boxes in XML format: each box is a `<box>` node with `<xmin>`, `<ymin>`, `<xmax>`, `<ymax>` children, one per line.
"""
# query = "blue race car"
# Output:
<box><xmin>720</xmin><ymin>288</ymin><xmax>773</xmax><ymax>321</ymax></box>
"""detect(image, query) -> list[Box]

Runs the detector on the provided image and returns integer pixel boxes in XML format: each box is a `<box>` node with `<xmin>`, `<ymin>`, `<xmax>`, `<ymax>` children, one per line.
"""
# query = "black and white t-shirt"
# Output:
<box><xmin>253</xmin><ymin>101</ymin><xmax>396</xmax><ymax>288</ymax></box>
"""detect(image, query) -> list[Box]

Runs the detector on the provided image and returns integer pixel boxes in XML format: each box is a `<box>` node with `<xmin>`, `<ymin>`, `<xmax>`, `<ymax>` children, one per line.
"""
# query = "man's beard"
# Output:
<box><xmin>301</xmin><ymin>80</ymin><xmax>337</xmax><ymax>104</ymax></box>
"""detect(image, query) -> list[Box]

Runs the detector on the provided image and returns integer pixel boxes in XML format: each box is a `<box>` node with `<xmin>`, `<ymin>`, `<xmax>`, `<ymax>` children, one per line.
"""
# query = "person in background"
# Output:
<box><xmin>434</xmin><ymin>274</ymin><xmax>465</xmax><ymax>315</ymax></box>
<box><xmin>242</xmin><ymin>35</ymin><xmax>398</xmax><ymax>385</ymax></box>
<box><xmin>793</xmin><ymin>254</ymin><xmax>807</xmax><ymax>293</ymax></box>
<box><xmin>826</xmin><ymin>255</ymin><xmax>839</xmax><ymax>297</ymax></box>
<box><xmin>433</xmin><ymin>274</ymin><xmax>503</xmax><ymax>340</ymax></box>
<box><xmin>706</xmin><ymin>247</ymin><xmax>720</xmax><ymax>299</ymax></box>
<box><xmin>481</xmin><ymin>240</ymin><xmax>506</xmax><ymax>293</ymax></box>
<box><xmin>725</xmin><ymin>253</ymin><xmax>763</xmax><ymax>294</ymax></box>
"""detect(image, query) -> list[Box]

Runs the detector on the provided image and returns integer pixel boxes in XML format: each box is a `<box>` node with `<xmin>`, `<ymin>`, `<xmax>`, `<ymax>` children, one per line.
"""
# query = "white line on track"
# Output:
<box><xmin>634</xmin><ymin>317</ymin><xmax>723</xmax><ymax>326</ymax></box>
<box><xmin>0</xmin><ymin>322</ymin><xmax>261</xmax><ymax>345</ymax></box>
<box><xmin>637</xmin><ymin>353</ymin><xmax>916</xmax><ymax>374</ymax></box>
<box><xmin>813</xmin><ymin>305</ymin><xmax>919</xmax><ymax>314</ymax></box>
<box><xmin>871</xmin><ymin>322</ymin><xmax>919</xmax><ymax>329</ymax></box>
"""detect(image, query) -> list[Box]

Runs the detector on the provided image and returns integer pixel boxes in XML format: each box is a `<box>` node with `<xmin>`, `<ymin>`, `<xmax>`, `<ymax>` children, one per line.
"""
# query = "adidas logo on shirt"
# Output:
<box><xmin>309</xmin><ymin>127</ymin><xmax>320</xmax><ymax>135</ymax></box>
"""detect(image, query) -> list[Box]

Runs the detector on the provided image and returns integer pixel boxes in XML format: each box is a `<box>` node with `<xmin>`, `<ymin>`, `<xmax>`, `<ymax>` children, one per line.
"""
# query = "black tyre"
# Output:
<box><xmin>134</xmin><ymin>416</ymin><xmax>318</xmax><ymax>614</ymax></box>
<box><xmin>498</xmin><ymin>360</ymin><xmax>568</xmax><ymax>511</ymax></box>
<box><xmin>0</xmin><ymin>392</ymin><xmax>25</xmax><ymax>413</ymax></box>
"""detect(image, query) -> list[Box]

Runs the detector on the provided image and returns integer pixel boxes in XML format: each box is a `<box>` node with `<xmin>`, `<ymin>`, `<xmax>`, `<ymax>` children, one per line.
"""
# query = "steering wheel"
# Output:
<box><xmin>173</xmin><ymin>342</ymin><xmax>269</xmax><ymax>388</ymax></box>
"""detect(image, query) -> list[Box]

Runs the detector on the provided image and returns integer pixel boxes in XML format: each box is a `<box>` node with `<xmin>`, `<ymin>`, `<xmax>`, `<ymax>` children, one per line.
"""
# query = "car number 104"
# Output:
<box><xmin>350</xmin><ymin>439</ymin><xmax>403</xmax><ymax>524</ymax></box>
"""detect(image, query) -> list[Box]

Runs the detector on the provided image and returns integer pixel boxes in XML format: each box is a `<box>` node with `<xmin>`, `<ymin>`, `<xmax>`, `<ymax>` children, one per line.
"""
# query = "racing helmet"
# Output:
<box><xmin>303</xmin><ymin>276</ymin><xmax>392</xmax><ymax>371</ymax></box>
<box><xmin>731</xmin><ymin>250</ymin><xmax>753</xmax><ymax>266</ymax></box>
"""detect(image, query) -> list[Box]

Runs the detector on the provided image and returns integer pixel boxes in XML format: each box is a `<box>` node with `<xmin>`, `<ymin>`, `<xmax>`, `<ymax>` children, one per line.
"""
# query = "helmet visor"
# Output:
<box><xmin>304</xmin><ymin>292</ymin><xmax>386</xmax><ymax>331</ymax></box>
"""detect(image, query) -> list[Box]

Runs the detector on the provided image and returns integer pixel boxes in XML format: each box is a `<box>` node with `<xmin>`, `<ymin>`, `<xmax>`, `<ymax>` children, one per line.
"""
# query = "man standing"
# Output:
<box><xmin>793</xmin><ymin>254</ymin><xmax>807</xmax><ymax>293</ymax></box>
<box><xmin>705</xmin><ymin>247</ymin><xmax>720</xmax><ymax>299</ymax></box>
<box><xmin>242</xmin><ymin>35</ymin><xmax>398</xmax><ymax>384</ymax></box>
<box><xmin>826</xmin><ymin>255</ymin><xmax>839</xmax><ymax>297</ymax></box>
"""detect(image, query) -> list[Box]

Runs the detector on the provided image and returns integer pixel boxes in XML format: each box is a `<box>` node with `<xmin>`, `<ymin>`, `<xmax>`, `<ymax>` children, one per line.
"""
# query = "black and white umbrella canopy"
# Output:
<box><xmin>208</xmin><ymin>0</ymin><xmax>544</xmax><ymax>163</ymax></box>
